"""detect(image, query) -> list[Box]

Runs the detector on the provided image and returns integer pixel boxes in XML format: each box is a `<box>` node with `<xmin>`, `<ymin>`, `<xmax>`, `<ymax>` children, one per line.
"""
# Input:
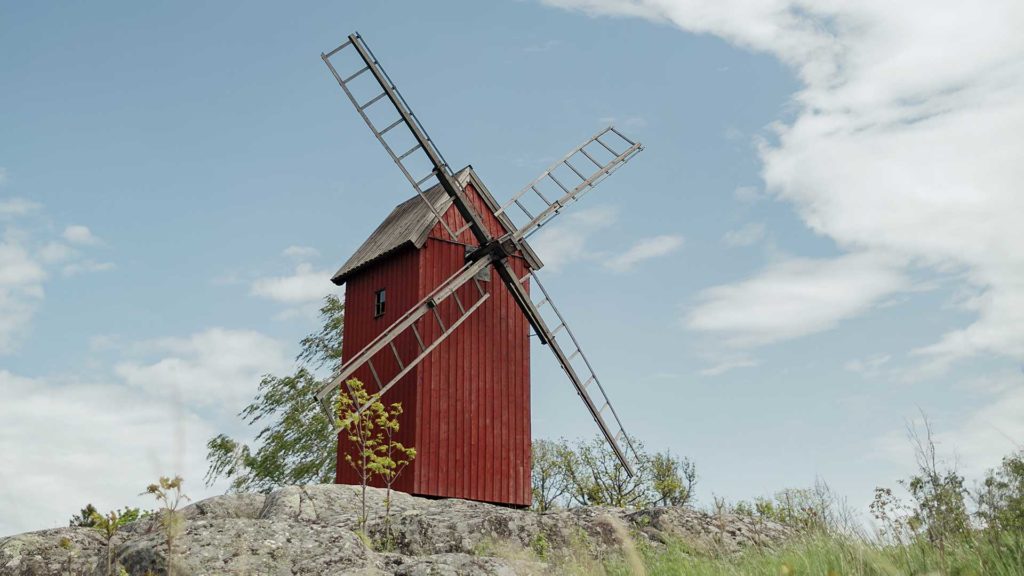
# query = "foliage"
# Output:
<box><xmin>368</xmin><ymin>398</ymin><xmax>416</xmax><ymax>538</ymax></box>
<box><xmin>650</xmin><ymin>451</ymin><xmax>697</xmax><ymax>507</ymax></box>
<box><xmin>531</xmin><ymin>438</ymin><xmax>568</xmax><ymax>512</ymax></box>
<box><xmin>205</xmin><ymin>295</ymin><xmax>344</xmax><ymax>493</ymax></box>
<box><xmin>336</xmin><ymin>377</ymin><xmax>385</xmax><ymax>532</ymax></box>
<box><xmin>900</xmin><ymin>416</ymin><xmax>971</xmax><ymax>554</ymax></box>
<box><xmin>142</xmin><ymin>475</ymin><xmax>190</xmax><ymax>576</ymax></box>
<box><xmin>69</xmin><ymin>503</ymin><xmax>99</xmax><ymax>527</ymax></box>
<box><xmin>531</xmin><ymin>436</ymin><xmax>698</xmax><ymax>511</ymax></box>
<box><xmin>90</xmin><ymin>508</ymin><xmax>139</xmax><ymax>576</ymax></box>
<box><xmin>976</xmin><ymin>450</ymin><xmax>1024</xmax><ymax>534</ymax></box>
<box><xmin>559</xmin><ymin>435</ymin><xmax>653</xmax><ymax>508</ymax></box>
<box><xmin>733</xmin><ymin>480</ymin><xmax>858</xmax><ymax>537</ymax></box>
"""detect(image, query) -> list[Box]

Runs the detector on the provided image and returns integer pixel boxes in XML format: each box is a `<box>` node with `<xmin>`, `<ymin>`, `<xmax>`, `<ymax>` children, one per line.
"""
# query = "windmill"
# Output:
<box><xmin>315</xmin><ymin>33</ymin><xmax>644</xmax><ymax>506</ymax></box>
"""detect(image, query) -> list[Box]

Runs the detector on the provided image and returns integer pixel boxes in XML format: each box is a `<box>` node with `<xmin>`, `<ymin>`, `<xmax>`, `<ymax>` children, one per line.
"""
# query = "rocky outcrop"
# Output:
<box><xmin>1</xmin><ymin>485</ymin><xmax>792</xmax><ymax>575</ymax></box>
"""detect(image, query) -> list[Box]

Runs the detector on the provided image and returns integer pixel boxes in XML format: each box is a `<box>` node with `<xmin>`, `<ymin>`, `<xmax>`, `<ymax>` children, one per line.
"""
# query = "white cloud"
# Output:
<box><xmin>530</xmin><ymin>205</ymin><xmax>618</xmax><ymax>272</ymax></box>
<box><xmin>604</xmin><ymin>234</ymin><xmax>683</xmax><ymax>272</ymax></box>
<box><xmin>0</xmin><ymin>198</ymin><xmax>39</xmax><ymax>218</ymax></box>
<box><xmin>250</xmin><ymin>263</ymin><xmax>334</xmax><ymax>305</ymax></box>
<box><xmin>543</xmin><ymin>0</ymin><xmax>1024</xmax><ymax>372</ymax></box>
<box><xmin>685</xmin><ymin>252</ymin><xmax>909</xmax><ymax>347</ymax></box>
<box><xmin>723</xmin><ymin>222</ymin><xmax>766</xmax><ymax>247</ymax></box>
<box><xmin>115</xmin><ymin>328</ymin><xmax>291</xmax><ymax>410</ymax></box>
<box><xmin>282</xmin><ymin>245</ymin><xmax>320</xmax><ymax>260</ymax></box>
<box><xmin>62</xmin><ymin>224</ymin><xmax>100</xmax><ymax>245</ymax></box>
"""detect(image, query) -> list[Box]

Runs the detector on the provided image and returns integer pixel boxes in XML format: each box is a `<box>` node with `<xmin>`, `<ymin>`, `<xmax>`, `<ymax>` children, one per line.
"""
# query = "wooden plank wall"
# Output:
<box><xmin>336</xmin><ymin>246</ymin><xmax>421</xmax><ymax>494</ymax></box>
<box><xmin>414</xmin><ymin>182</ymin><xmax>532</xmax><ymax>506</ymax></box>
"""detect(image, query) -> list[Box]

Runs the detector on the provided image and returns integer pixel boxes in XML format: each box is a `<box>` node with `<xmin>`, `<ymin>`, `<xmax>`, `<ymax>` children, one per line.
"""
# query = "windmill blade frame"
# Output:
<box><xmin>494</xmin><ymin>126</ymin><xmax>643</xmax><ymax>242</ymax></box>
<box><xmin>322</xmin><ymin>33</ymin><xmax>494</xmax><ymax>245</ymax></box>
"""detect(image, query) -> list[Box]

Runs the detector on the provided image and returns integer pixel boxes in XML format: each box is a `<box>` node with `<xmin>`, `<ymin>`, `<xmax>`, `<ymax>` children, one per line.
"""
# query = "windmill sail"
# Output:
<box><xmin>493</xmin><ymin>127</ymin><xmax>643</xmax><ymax>242</ymax></box>
<box><xmin>322</xmin><ymin>33</ymin><xmax>492</xmax><ymax>244</ymax></box>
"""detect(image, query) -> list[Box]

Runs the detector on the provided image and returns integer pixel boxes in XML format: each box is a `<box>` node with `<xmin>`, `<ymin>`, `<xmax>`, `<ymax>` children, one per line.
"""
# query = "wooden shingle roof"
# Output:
<box><xmin>331</xmin><ymin>167</ymin><xmax>542</xmax><ymax>285</ymax></box>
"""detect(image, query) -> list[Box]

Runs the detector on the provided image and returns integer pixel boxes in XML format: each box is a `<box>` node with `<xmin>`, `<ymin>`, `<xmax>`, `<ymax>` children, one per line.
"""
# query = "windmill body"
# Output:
<box><xmin>333</xmin><ymin>168</ymin><xmax>536</xmax><ymax>506</ymax></box>
<box><xmin>317</xmin><ymin>33</ymin><xmax>643</xmax><ymax>509</ymax></box>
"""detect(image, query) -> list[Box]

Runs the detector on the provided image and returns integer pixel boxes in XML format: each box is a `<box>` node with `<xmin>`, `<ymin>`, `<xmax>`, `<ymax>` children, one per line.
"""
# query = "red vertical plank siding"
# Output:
<box><xmin>336</xmin><ymin>180</ymin><xmax>532</xmax><ymax>507</ymax></box>
<box><xmin>336</xmin><ymin>247</ymin><xmax>421</xmax><ymax>494</ymax></box>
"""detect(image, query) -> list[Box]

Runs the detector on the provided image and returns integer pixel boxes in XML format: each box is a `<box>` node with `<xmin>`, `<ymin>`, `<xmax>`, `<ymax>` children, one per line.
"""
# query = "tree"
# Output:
<box><xmin>205</xmin><ymin>295</ymin><xmax>344</xmax><ymax>492</ymax></box>
<box><xmin>69</xmin><ymin>503</ymin><xmax>99</xmax><ymax>527</ymax></box>
<box><xmin>650</xmin><ymin>450</ymin><xmax>697</xmax><ymax>507</ymax></box>
<box><xmin>976</xmin><ymin>450</ymin><xmax>1024</xmax><ymax>534</ymax></box>
<box><xmin>560</xmin><ymin>435</ymin><xmax>652</xmax><ymax>508</ymax></box>
<box><xmin>531</xmin><ymin>439</ymin><xmax>568</xmax><ymax>513</ymax></box>
<box><xmin>336</xmin><ymin>377</ymin><xmax>385</xmax><ymax>533</ymax></box>
<box><xmin>901</xmin><ymin>414</ymin><xmax>971</xmax><ymax>565</ymax></box>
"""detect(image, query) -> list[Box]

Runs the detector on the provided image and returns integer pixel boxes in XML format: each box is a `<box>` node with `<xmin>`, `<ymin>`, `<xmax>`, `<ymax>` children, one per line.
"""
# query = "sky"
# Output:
<box><xmin>1</xmin><ymin>1</ymin><xmax>1022</xmax><ymax>536</ymax></box>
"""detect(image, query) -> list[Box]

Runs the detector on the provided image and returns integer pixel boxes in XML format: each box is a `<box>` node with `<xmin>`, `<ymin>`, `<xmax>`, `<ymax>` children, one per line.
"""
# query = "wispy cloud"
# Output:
<box><xmin>530</xmin><ymin>205</ymin><xmax>618</xmax><ymax>272</ymax></box>
<box><xmin>0</xmin><ymin>201</ymin><xmax>113</xmax><ymax>352</ymax></box>
<box><xmin>282</xmin><ymin>245</ymin><xmax>320</xmax><ymax>260</ymax></box>
<box><xmin>700</xmin><ymin>356</ymin><xmax>758</xmax><ymax>376</ymax></box>
<box><xmin>723</xmin><ymin>222</ymin><xmax>766</xmax><ymax>247</ymax></box>
<box><xmin>115</xmin><ymin>328</ymin><xmax>291</xmax><ymax>409</ymax></box>
<box><xmin>685</xmin><ymin>252</ymin><xmax>909</xmax><ymax>348</ymax></box>
<box><xmin>524</xmin><ymin>39</ymin><xmax>561</xmax><ymax>53</ymax></box>
<box><xmin>844</xmin><ymin>353</ymin><xmax>892</xmax><ymax>378</ymax></box>
<box><xmin>251</xmin><ymin>262</ymin><xmax>334</xmax><ymax>305</ymax></box>
<box><xmin>604</xmin><ymin>234</ymin><xmax>683</xmax><ymax>273</ymax></box>
<box><xmin>0</xmin><ymin>198</ymin><xmax>39</xmax><ymax>219</ymax></box>
<box><xmin>62</xmin><ymin>224</ymin><xmax>101</xmax><ymax>246</ymax></box>
<box><xmin>62</xmin><ymin>260</ymin><xmax>115</xmax><ymax>276</ymax></box>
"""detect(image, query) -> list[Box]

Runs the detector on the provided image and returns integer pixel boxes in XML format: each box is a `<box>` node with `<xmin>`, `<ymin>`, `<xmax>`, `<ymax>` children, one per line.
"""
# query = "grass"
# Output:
<box><xmin>589</xmin><ymin>532</ymin><xmax>1024</xmax><ymax>576</ymax></box>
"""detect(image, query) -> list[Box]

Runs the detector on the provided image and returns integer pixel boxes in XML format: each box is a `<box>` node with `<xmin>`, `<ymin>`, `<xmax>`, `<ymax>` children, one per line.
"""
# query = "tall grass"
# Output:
<box><xmin>595</xmin><ymin>531</ymin><xmax>1024</xmax><ymax>576</ymax></box>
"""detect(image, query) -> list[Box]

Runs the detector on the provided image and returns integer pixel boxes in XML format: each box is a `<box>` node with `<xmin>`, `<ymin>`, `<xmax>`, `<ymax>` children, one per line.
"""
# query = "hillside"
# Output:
<box><xmin>0</xmin><ymin>484</ymin><xmax>790</xmax><ymax>575</ymax></box>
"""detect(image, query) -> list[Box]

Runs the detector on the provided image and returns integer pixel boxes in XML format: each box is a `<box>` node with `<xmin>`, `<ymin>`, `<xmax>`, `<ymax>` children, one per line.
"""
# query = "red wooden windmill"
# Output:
<box><xmin>315</xmin><ymin>33</ymin><xmax>644</xmax><ymax>507</ymax></box>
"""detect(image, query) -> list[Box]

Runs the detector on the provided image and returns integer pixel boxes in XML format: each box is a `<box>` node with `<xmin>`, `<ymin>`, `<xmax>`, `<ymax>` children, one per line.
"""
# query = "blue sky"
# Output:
<box><xmin>2</xmin><ymin>1</ymin><xmax>1022</xmax><ymax>536</ymax></box>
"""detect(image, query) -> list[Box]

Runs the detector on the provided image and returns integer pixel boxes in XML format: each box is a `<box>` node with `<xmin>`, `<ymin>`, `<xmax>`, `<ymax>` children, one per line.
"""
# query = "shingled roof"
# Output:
<box><xmin>331</xmin><ymin>167</ymin><xmax>542</xmax><ymax>285</ymax></box>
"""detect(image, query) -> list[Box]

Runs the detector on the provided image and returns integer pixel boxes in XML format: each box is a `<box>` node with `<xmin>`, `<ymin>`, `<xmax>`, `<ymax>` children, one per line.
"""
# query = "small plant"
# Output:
<box><xmin>89</xmin><ymin>508</ymin><xmax>136</xmax><ymax>576</ymax></box>
<box><xmin>58</xmin><ymin>535</ymin><xmax>77</xmax><ymax>576</ymax></box>
<box><xmin>142</xmin><ymin>475</ymin><xmax>190</xmax><ymax>576</ymax></box>
<box><xmin>336</xmin><ymin>378</ymin><xmax>385</xmax><ymax>533</ymax></box>
<box><xmin>530</xmin><ymin>531</ymin><xmax>551</xmax><ymax>560</ymax></box>
<box><xmin>369</xmin><ymin>399</ymin><xmax>415</xmax><ymax>541</ymax></box>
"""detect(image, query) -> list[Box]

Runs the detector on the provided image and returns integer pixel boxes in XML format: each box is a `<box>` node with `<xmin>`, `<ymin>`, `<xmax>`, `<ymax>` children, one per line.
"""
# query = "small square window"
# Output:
<box><xmin>374</xmin><ymin>289</ymin><xmax>386</xmax><ymax>318</ymax></box>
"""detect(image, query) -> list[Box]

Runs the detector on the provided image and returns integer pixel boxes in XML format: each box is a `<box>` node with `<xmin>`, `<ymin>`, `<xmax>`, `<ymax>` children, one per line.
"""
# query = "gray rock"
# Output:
<box><xmin>1</xmin><ymin>485</ymin><xmax>792</xmax><ymax>575</ymax></box>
